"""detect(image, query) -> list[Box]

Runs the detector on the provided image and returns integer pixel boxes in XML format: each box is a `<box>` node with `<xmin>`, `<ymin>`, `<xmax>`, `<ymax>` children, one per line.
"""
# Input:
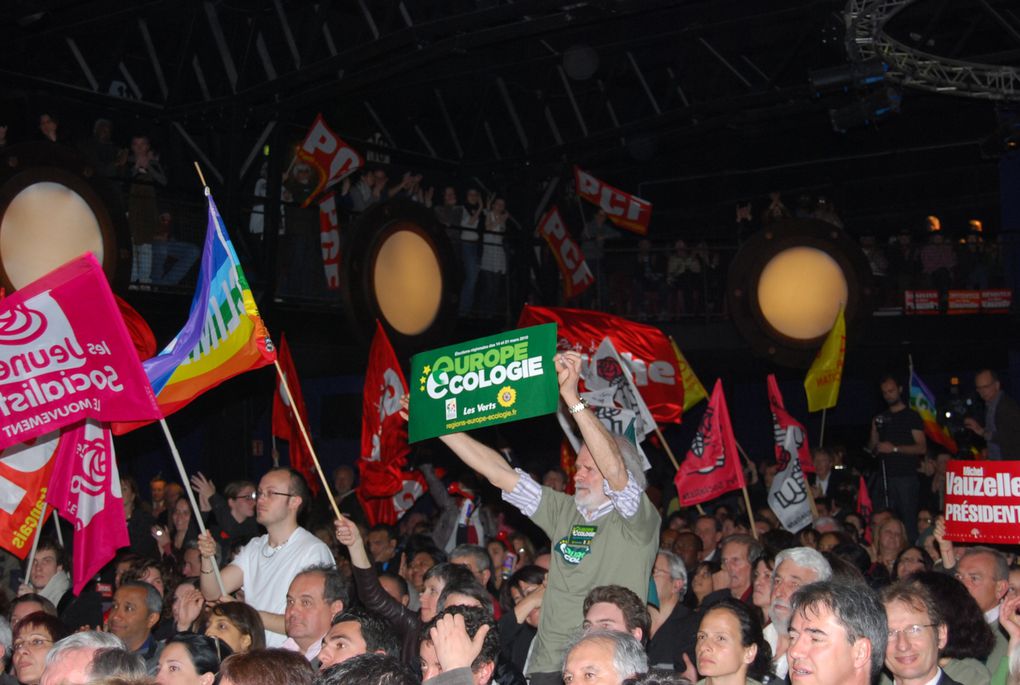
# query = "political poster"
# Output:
<box><xmin>409</xmin><ymin>324</ymin><xmax>558</xmax><ymax>442</ymax></box>
<box><xmin>943</xmin><ymin>460</ymin><xmax>1020</xmax><ymax>544</ymax></box>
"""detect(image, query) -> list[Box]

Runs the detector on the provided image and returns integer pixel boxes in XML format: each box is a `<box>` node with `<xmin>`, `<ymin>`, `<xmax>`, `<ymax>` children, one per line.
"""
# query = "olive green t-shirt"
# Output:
<box><xmin>526</xmin><ymin>488</ymin><xmax>660</xmax><ymax>675</ymax></box>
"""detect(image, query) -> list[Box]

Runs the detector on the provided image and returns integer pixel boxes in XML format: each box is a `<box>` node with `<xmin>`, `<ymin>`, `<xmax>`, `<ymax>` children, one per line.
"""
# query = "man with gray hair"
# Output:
<box><xmin>646</xmin><ymin>551</ymin><xmax>696</xmax><ymax>669</ymax></box>
<box><xmin>405</xmin><ymin>351</ymin><xmax>659</xmax><ymax>685</ymax></box>
<box><xmin>40</xmin><ymin>631</ymin><xmax>131</xmax><ymax>685</ymax></box>
<box><xmin>787</xmin><ymin>580</ymin><xmax>887</xmax><ymax>685</ymax></box>
<box><xmin>954</xmin><ymin>546</ymin><xmax>1010</xmax><ymax>672</ymax></box>
<box><xmin>562</xmin><ymin>630</ymin><xmax>647</xmax><ymax>685</ymax></box>
<box><xmin>765</xmin><ymin>547</ymin><xmax>832</xmax><ymax>682</ymax></box>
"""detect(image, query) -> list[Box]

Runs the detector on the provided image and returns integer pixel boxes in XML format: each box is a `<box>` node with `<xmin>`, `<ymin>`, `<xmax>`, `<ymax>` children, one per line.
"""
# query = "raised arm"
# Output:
<box><xmin>196</xmin><ymin>530</ymin><xmax>242</xmax><ymax>600</ymax></box>
<box><xmin>557</xmin><ymin>351</ymin><xmax>629</xmax><ymax>491</ymax></box>
<box><xmin>400</xmin><ymin>396</ymin><xmax>520</xmax><ymax>493</ymax></box>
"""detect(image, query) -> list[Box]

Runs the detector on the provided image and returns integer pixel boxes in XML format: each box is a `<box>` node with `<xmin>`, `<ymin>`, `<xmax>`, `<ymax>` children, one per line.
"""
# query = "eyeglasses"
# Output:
<box><xmin>13</xmin><ymin>637</ymin><xmax>52</xmax><ymax>652</ymax></box>
<box><xmin>255</xmin><ymin>490</ymin><xmax>295</xmax><ymax>500</ymax></box>
<box><xmin>232</xmin><ymin>492</ymin><xmax>257</xmax><ymax>501</ymax></box>
<box><xmin>888</xmin><ymin>624</ymin><xmax>936</xmax><ymax>640</ymax></box>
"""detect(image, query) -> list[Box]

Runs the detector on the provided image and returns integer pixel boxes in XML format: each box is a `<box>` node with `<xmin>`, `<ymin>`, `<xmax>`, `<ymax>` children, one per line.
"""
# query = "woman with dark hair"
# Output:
<box><xmin>694</xmin><ymin>599</ymin><xmax>772</xmax><ymax>684</ymax></box>
<box><xmin>892</xmin><ymin>546</ymin><xmax>933</xmax><ymax>580</ymax></box>
<box><xmin>497</xmin><ymin>565</ymin><xmax>548</xmax><ymax>672</ymax></box>
<box><xmin>12</xmin><ymin>611</ymin><xmax>70</xmax><ymax>685</ymax></box>
<box><xmin>170</xmin><ymin>579</ymin><xmax>204</xmax><ymax>633</ymax></box>
<box><xmin>751</xmin><ymin>554</ymin><xmax>775</xmax><ymax>619</ymax></box>
<box><xmin>687</xmin><ymin>561</ymin><xmax>721</xmax><ymax>611</ymax></box>
<box><xmin>201</xmin><ymin>602</ymin><xmax>266</xmax><ymax>653</ymax></box>
<box><xmin>152</xmin><ymin>498</ymin><xmax>200</xmax><ymax>564</ymax></box>
<box><xmin>155</xmin><ymin>633</ymin><xmax>232</xmax><ymax>685</ymax></box>
<box><xmin>908</xmin><ymin>571</ymin><xmax>996</xmax><ymax>684</ymax></box>
<box><xmin>218</xmin><ymin>648</ymin><xmax>314</xmax><ymax>685</ymax></box>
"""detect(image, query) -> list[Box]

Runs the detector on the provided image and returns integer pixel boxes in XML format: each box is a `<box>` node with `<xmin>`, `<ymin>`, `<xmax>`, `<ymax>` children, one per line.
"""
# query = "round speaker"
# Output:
<box><xmin>342</xmin><ymin>198</ymin><xmax>459</xmax><ymax>351</ymax></box>
<box><xmin>726</xmin><ymin>218</ymin><xmax>873</xmax><ymax>367</ymax></box>
<box><xmin>0</xmin><ymin>143</ymin><xmax>131</xmax><ymax>293</ymax></box>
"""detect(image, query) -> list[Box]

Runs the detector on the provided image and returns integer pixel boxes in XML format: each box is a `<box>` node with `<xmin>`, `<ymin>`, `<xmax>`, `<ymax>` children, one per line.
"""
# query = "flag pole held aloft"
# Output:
<box><xmin>274</xmin><ymin>359</ymin><xmax>342</xmax><ymax>521</ymax></box>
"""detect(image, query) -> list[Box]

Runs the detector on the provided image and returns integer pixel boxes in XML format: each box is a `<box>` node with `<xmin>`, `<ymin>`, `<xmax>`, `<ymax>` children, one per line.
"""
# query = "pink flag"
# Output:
<box><xmin>46</xmin><ymin>419</ymin><xmax>129</xmax><ymax>594</ymax></box>
<box><xmin>0</xmin><ymin>255</ymin><xmax>161</xmax><ymax>449</ymax></box>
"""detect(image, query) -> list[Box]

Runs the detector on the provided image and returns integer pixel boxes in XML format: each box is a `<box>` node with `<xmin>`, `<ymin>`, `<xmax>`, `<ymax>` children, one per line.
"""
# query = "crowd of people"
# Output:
<box><xmin>0</xmin><ymin>355</ymin><xmax>1017</xmax><ymax>685</ymax></box>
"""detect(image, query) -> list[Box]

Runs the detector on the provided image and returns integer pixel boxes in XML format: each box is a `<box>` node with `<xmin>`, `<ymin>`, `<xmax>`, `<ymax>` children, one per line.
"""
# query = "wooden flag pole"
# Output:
<box><xmin>733</xmin><ymin>440</ymin><xmax>759</xmax><ymax>538</ymax></box>
<box><xmin>819</xmin><ymin>408</ymin><xmax>827</xmax><ymax>447</ymax></box>
<box><xmin>653</xmin><ymin>425</ymin><xmax>681</xmax><ymax>471</ymax></box>
<box><xmin>274</xmin><ymin>360</ymin><xmax>342</xmax><ymax>521</ymax></box>
<box><xmin>741</xmin><ymin>485</ymin><xmax>758</xmax><ymax>539</ymax></box>
<box><xmin>159</xmin><ymin>419</ymin><xmax>227</xmax><ymax>598</ymax></box>
<box><xmin>24</xmin><ymin>502</ymin><xmax>48</xmax><ymax>590</ymax></box>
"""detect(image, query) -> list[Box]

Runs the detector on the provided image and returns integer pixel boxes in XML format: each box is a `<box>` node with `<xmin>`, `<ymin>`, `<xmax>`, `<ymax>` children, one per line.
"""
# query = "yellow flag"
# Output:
<box><xmin>803</xmin><ymin>305</ymin><xmax>846</xmax><ymax>412</ymax></box>
<box><xmin>670</xmin><ymin>337</ymin><xmax>708</xmax><ymax>412</ymax></box>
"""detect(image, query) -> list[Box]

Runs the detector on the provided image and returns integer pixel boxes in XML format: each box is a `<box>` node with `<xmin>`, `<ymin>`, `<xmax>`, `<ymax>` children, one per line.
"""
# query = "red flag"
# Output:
<box><xmin>272</xmin><ymin>334</ymin><xmax>317</xmax><ymax>494</ymax></box>
<box><xmin>674</xmin><ymin>380</ymin><xmax>745</xmax><ymax>506</ymax></box>
<box><xmin>359</xmin><ymin>470</ymin><xmax>427</xmax><ymax>528</ymax></box>
<box><xmin>517</xmin><ymin>305</ymin><xmax>683</xmax><ymax>424</ymax></box>
<box><xmin>574</xmin><ymin>167</ymin><xmax>652</xmax><ymax>235</ymax></box>
<box><xmin>856</xmin><ymin>475</ymin><xmax>873</xmax><ymax>544</ymax></box>
<box><xmin>537</xmin><ymin>208</ymin><xmax>594</xmax><ymax>300</ymax></box>
<box><xmin>357</xmin><ymin>322</ymin><xmax>414</xmax><ymax>525</ymax></box>
<box><xmin>766</xmin><ymin>375</ymin><xmax>815</xmax><ymax>474</ymax></box>
<box><xmin>0</xmin><ymin>432</ymin><xmax>59</xmax><ymax>559</ymax></box>
<box><xmin>318</xmin><ymin>193</ymin><xmax>342</xmax><ymax>290</ymax></box>
<box><xmin>297</xmin><ymin>114</ymin><xmax>365</xmax><ymax>208</ymax></box>
<box><xmin>46</xmin><ymin>420</ymin><xmax>129</xmax><ymax>594</ymax></box>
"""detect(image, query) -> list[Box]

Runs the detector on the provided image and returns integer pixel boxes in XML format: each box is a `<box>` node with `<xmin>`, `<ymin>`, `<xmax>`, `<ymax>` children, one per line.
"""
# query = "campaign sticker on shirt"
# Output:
<box><xmin>555</xmin><ymin>524</ymin><xmax>597</xmax><ymax>565</ymax></box>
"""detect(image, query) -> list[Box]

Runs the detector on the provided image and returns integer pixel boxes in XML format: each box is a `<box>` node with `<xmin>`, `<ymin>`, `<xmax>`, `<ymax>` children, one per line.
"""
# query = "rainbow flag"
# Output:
<box><xmin>114</xmin><ymin>190</ymin><xmax>275</xmax><ymax>432</ymax></box>
<box><xmin>909</xmin><ymin>369</ymin><xmax>958</xmax><ymax>454</ymax></box>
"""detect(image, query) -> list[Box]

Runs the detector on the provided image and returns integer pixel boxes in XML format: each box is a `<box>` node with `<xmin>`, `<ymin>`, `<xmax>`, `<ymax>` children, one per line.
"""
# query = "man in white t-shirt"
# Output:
<box><xmin>198</xmin><ymin>468</ymin><xmax>335</xmax><ymax>647</ymax></box>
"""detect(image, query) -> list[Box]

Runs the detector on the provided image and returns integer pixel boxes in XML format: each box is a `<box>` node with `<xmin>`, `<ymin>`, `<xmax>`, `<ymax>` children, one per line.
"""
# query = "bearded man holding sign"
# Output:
<box><xmin>404</xmin><ymin>350</ymin><xmax>659</xmax><ymax>685</ymax></box>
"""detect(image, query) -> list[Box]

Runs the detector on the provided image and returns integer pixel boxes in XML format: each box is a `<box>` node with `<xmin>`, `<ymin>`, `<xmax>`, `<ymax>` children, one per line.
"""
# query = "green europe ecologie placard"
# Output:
<box><xmin>408</xmin><ymin>323</ymin><xmax>559</xmax><ymax>442</ymax></box>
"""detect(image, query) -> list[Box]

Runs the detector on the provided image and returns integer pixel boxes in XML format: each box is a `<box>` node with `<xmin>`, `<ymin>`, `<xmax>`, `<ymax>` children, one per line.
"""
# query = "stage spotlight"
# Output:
<box><xmin>727</xmin><ymin>218</ymin><xmax>873</xmax><ymax>367</ymax></box>
<box><xmin>0</xmin><ymin>143</ymin><xmax>130</xmax><ymax>292</ymax></box>
<box><xmin>342</xmin><ymin>198</ymin><xmax>459</xmax><ymax>351</ymax></box>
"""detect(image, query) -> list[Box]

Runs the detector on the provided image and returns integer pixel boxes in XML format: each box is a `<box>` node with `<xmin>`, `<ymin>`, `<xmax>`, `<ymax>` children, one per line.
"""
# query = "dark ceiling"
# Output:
<box><xmin>2</xmin><ymin>0</ymin><xmax>1019</xmax><ymax>233</ymax></box>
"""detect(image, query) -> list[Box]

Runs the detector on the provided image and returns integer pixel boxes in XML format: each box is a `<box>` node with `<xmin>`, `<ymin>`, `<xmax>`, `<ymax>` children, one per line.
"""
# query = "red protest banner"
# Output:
<box><xmin>318</xmin><ymin>192</ymin><xmax>342</xmax><ymax>290</ymax></box>
<box><xmin>943</xmin><ymin>460</ymin><xmax>1020</xmax><ymax>544</ymax></box>
<box><xmin>574</xmin><ymin>167</ymin><xmax>652</xmax><ymax>235</ymax></box>
<box><xmin>904</xmin><ymin>290</ymin><xmax>939</xmax><ymax>314</ymax></box>
<box><xmin>297</xmin><ymin>114</ymin><xmax>364</xmax><ymax>207</ymax></box>
<box><xmin>517</xmin><ymin>305</ymin><xmax>683</xmax><ymax>424</ymax></box>
<box><xmin>537</xmin><ymin>208</ymin><xmax>594</xmax><ymax>300</ymax></box>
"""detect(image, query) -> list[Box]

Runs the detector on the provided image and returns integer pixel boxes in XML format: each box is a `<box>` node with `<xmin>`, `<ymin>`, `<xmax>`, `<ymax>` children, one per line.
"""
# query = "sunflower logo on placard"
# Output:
<box><xmin>497</xmin><ymin>386</ymin><xmax>517</xmax><ymax>408</ymax></box>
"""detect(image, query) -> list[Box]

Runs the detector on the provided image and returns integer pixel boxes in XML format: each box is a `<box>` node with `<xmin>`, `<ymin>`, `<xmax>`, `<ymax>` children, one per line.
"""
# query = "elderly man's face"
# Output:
<box><xmin>563</xmin><ymin>638</ymin><xmax>623</xmax><ymax>685</ymax></box>
<box><xmin>956</xmin><ymin>552</ymin><xmax>1008</xmax><ymax>612</ymax></box>
<box><xmin>721</xmin><ymin>541</ymin><xmax>752</xmax><ymax>595</ymax></box>
<box><xmin>573</xmin><ymin>447</ymin><xmax>609</xmax><ymax>511</ymax></box>
<box><xmin>975</xmin><ymin>371</ymin><xmax>1000</xmax><ymax>404</ymax></box>
<box><xmin>770</xmin><ymin>560</ymin><xmax>822</xmax><ymax>631</ymax></box>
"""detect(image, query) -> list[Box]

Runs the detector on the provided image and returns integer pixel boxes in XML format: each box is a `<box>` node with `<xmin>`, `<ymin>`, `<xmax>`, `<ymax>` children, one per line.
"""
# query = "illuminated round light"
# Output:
<box><xmin>0</xmin><ymin>182</ymin><xmax>103</xmax><ymax>289</ymax></box>
<box><xmin>372</xmin><ymin>228</ymin><xmax>442</xmax><ymax>336</ymax></box>
<box><xmin>757</xmin><ymin>246</ymin><xmax>848</xmax><ymax>340</ymax></box>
